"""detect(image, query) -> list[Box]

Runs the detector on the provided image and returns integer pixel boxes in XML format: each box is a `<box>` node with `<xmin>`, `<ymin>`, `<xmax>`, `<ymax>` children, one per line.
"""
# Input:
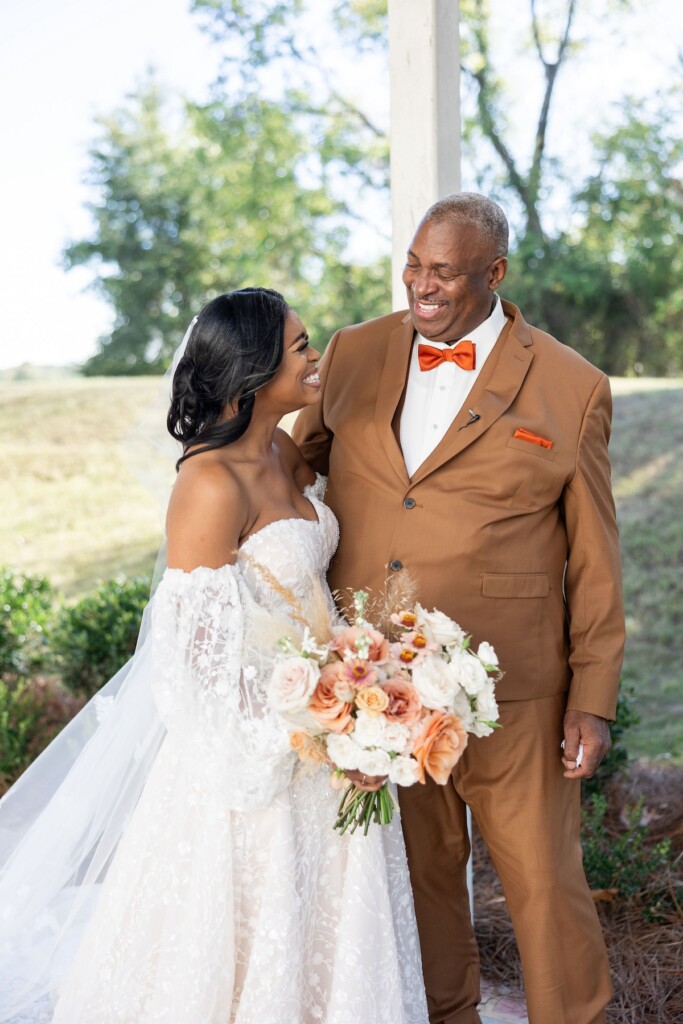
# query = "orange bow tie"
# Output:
<box><xmin>418</xmin><ymin>340</ymin><xmax>476</xmax><ymax>372</ymax></box>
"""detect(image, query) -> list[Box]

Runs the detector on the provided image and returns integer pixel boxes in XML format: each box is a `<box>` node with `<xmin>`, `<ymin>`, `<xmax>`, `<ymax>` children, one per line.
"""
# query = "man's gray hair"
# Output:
<box><xmin>423</xmin><ymin>192</ymin><xmax>509</xmax><ymax>258</ymax></box>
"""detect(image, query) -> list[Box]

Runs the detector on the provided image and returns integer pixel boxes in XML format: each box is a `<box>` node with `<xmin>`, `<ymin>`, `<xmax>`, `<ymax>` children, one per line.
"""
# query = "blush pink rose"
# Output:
<box><xmin>270</xmin><ymin>657</ymin><xmax>320</xmax><ymax>713</ymax></box>
<box><xmin>412</xmin><ymin>712</ymin><xmax>468</xmax><ymax>785</ymax></box>
<box><xmin>330</xmin><ymin>625</ymin><xmax>391</xmax><ymax>663</ymax></box>
<box><xmin>381</xmin><ymin>678</ymin><xmax>423</xmax><ymax>726</ymax></box>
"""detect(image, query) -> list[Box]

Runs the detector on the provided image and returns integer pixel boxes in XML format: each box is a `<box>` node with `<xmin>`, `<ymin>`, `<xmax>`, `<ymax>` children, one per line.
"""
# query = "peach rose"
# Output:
<box><xmin>355</xmin><ymin>684</ymin><xmax>390</xmax><ymax>716</ymax></box>
<box><xmin>330</xmin><ymin>625</ymin><xmax>391</xmax><ymax>663</ymax></box>
<box><xmin>319</xmin><ymin>661</ymin><xmax>356</xmax><ymax>702</ymax></box>
<box><xmin>308</xmin><ymin>677</ymin><xmax>354</xmax><ymax>734</ymax></box>
<box><xmin>381</xmin><ymin>678</ymin><xmax>423</xmax><ymax>726</ymax></box>
<box><xmin>412</xmin><ymin>712</ymin><xmax>468</xmax><ymax>785</ymax></box>
<box><xmin>290</xmin><ymin>731</ymin><xmax>330</xmax><ymax>766</ymax></box>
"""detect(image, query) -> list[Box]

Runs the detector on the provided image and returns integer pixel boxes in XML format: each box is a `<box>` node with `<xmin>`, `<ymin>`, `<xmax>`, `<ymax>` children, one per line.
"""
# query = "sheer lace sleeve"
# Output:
<box><xmin>151</xmin><ymin>565</ymin><xmax>245</xmax><ymax>733</ymax></box>
<box><xmin>151</xmin><ymin>565</ymin><xmax>294</xmax><ymax>809</ymax></box>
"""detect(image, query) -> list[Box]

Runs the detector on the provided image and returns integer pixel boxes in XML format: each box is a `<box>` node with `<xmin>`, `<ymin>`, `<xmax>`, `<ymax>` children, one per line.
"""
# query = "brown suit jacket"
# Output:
<box><xmin>293</xmin><ymin>299</ymin><xmax>624</xmax><ymax>719</ymax></box>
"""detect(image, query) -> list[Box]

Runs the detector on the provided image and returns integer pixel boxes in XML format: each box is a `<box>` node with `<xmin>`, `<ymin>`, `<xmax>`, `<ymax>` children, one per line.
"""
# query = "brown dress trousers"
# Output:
<box><xmin>293</xmin><ymin>299</ymin><xmax>624</xmax><ymax>1024</ymax></box>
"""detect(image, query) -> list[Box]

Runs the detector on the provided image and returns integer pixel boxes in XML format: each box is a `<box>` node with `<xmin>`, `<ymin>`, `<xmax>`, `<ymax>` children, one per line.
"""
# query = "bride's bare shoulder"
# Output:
<box><xmin>166</xmin><ymin>454</ymin><xmax>247</xmax><ymax>570</ymax></box>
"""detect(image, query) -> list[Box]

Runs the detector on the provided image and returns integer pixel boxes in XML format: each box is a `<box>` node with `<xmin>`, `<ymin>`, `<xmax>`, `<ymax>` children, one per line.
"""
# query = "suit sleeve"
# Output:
<box><xmin>562</xmin><ymin>374</ymin><xmax>625</xmax><ymax>720</ymax></box>
<box><xmin>291</xmin><ymin>328</ymin><xmax>341</xmax><ymax>475</ymax></box>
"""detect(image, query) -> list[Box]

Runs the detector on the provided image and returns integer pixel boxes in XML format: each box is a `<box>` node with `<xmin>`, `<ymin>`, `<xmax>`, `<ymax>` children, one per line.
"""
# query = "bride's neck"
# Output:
<box><xmin>229</xmin><ymin>409</ymin><xmax>282</xmax><ymax>461</ymax></box>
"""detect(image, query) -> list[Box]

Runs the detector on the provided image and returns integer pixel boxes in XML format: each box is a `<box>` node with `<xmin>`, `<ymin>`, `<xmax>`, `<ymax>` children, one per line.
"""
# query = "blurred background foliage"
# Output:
<box><xmin>62</xmin><ymin>0</ymin><xmax>683</xmax><ymax>375</ymax></box>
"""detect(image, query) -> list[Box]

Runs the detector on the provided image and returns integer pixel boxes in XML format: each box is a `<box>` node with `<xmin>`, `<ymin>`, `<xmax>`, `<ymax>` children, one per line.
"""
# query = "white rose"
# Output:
<box><xmin>450</xmin><ymin>650</ymin><xmax>489</xmax><ymax>696</ymax></box>
<box><xmin>411</xmin><ymin>655</ymin><xmax>458</xmax><ymax>710</ymax></box>
<box><xmin>352</xmin><ymin>709</ymin><xmax>388</xmax><ymax>748</ymax></box>
<box><xmin>269</xmin><ymin>656</ymin><xmax>321</xmax><ymax>713</ymax></box>
<box><xmin>415</xmin><ymin>604</ymin><xmax>466</xmax><ymax>647</ymax></box>
<box><xmin>472</xmin><ymin>681</ymin><xmax>500</xmax><ymax>729</ymax></box>
<box><xmin>449</xmin><ymin>687</ymin><xmax>475</xmax><ymax>731</ymax></box>
<box><xmin>388</xmin><ymin>755</ymin><xmax>421</xmax><ymax>787</ymax></box>
<box><xmin>476</xmin><ymin>641</ymin><xmax>499</xmax><ymax>668</ymax></box>
<box><xmin>356</xmin><ymin>748</ymin><xmax>392</xmax><ymax>776</ymax></box>
<box><xmin>378</xmin><ymin>720</ymin><xmax>411</xmax><ymax>754</ymax></box>
<box><xmin>326</xmin><ymin>733</ymin><xmax>362</xmax><ymax>770</ymax></box>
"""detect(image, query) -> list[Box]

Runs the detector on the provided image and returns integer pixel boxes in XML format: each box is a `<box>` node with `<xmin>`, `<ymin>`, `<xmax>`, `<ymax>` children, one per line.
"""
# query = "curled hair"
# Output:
<box><xmin>423</xmin><ymin>192</ymin><xmax>509</xmax><ymax>259</ymax></box>
<box><xmin>167</xmin><ymin>287</ymin><xmax>289</xmax><ymax>469</ymax></box>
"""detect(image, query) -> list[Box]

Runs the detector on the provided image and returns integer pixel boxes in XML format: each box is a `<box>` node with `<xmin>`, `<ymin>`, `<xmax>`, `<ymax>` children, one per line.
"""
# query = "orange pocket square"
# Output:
<box><xmin>513</xmin><ymin>427</ymin><xmax>554</xmax><ymax>449</ymax></box>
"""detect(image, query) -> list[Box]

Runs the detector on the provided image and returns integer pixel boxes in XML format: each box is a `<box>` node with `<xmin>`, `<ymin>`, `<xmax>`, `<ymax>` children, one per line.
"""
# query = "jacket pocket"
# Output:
<box><xmin>506</xmin><ymin>436</ymin><xmax>558</xmax><ymax>461</ymax></box>
<box><xmin>481</xmin><ymin>572</ymin><xmax>550</xmax><ymax>598</ymax></box>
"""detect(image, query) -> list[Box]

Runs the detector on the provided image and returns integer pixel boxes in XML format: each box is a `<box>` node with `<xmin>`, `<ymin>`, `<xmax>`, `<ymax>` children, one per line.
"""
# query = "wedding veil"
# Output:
<box><xmin>0</xmin><ymin>320</ymin><xmax>197</xmax><ymax>1020</ymax></box>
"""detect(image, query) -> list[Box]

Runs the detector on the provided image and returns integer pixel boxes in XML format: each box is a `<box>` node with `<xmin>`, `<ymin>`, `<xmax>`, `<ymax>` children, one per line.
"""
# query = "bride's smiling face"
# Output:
<box><xmin>256</xmin><ymin>311</ymin><xmax>321</xmax><ymax>414</ymax></box>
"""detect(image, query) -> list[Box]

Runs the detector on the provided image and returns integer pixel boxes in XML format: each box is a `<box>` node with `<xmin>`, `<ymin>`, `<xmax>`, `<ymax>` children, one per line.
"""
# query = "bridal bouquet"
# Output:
<box><xmin>267</xmin><ymin>589</ymin><xmax>501</xmax><ymax>835</ymax></box>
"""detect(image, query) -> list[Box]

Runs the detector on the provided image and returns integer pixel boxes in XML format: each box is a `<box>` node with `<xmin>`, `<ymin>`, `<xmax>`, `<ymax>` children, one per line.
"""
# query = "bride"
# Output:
<box><xmin>0</xmin><ymin>288</ymin><xmax>428</xmax><ymax>1024</ymax></box>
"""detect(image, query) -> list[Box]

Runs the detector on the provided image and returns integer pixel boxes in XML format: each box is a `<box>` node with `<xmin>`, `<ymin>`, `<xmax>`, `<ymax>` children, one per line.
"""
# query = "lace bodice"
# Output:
<box><xmin>238</xmin><ymin>474</ymin><xmax>339</xmax><ymax>598</ymax></box>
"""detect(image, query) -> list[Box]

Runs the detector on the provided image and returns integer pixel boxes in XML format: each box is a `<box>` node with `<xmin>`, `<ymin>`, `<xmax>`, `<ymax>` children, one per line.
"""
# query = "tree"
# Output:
<box><xmin>575</xmin><ymin>88</ymin><xmax>683</xmax><ymax>374</ymax></box>
<box><xmin>67</xmin><ymin>1</ymin><xmax>682</xmax><ymax>374</ymax></box>
<box><xmin>65</xmin><ymin>76</ymin><xmax>387</xmax><ymax>373</ymax></box>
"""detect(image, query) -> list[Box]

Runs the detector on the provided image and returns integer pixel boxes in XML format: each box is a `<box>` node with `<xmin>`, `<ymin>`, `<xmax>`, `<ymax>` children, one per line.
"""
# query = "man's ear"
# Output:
<box><xmin>489</xmin><ymin>256</ymin><xmax>508</xmax><ymax>290</ymax></box>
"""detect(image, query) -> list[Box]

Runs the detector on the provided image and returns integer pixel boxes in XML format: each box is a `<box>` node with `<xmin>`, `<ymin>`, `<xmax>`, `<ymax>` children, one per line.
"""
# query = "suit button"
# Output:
<box><xmin>389</xmin><ymin>559</ymin><xmax>403</xmax><ymax>572</ymax></box>
<box><xmin>403</xmin><ymin>497</ymin><xmax>416</xmax><ymax>509</ymax></box>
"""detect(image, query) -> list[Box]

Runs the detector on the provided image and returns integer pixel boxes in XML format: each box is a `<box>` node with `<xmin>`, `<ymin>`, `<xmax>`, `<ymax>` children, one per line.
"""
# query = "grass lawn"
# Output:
<box><xmin>2</xmin><ymin>376</ymin><xmax>682</xmax><ymax>760</ymax></box>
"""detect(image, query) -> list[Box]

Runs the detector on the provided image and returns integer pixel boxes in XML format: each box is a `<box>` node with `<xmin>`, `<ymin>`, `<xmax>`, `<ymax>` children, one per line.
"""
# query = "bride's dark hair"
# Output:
<box><xmin>168</xmin><ymin>287</ymin><xmax>289</xmax><ymax>469</ymax></box>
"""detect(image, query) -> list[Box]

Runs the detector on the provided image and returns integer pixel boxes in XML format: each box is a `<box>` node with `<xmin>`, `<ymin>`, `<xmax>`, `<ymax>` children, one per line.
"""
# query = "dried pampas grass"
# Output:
<box><xmin>238</xmin><ymin>551</ymin><xmax>336</xmax><ymax>649</ymax></box>
<box><xmin>335</xmin><ymin>570</ymin><xmax>419</xmax><ymax>637</ymax></box>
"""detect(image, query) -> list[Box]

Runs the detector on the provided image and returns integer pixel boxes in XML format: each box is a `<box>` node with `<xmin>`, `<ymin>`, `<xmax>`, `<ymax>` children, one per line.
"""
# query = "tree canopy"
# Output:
<box><xmin>66</xmin><ymin>0</ymin><xmax>683</xmax><ymax>375</ymax></box>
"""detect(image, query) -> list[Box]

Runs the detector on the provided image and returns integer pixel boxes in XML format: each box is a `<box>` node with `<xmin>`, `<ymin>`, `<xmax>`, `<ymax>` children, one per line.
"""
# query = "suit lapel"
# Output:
<box><xmin>374</xmin><ymin>314</ymin><xmax>414</xmax><ymax>487</ymax></box>
<box><xmin>411</xmin><ymin>303</ymin><xmax>534</xmax><ymax>485</ymax></box>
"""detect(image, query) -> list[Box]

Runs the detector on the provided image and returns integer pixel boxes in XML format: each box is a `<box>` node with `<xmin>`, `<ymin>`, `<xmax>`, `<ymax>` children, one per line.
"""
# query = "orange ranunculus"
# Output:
<box><xmin>412</xmin><ymin>712</ymin><xmax>468</xmax><ymax>785</ymax></box>
<box><xmin>330</xmin><ymin>625</ymin><xmax>391</xmax><ymax>663</ymax></box>
<box><xmin>289</xmin><ymin>731</ymin><xmax>330</xmax><ymax>766</ymax></box>
<box><xmin>355</xmin><ymin>684</ymin><xmax>390</xmax><ymax>716</ymax></box>
<box><xmin>308</xmin><ymin>677</ymin><xmax>354</xmax><ymax>734</ymax></box>
<box><xmin>381</xmin><ymin>679</ymin><xmax>423</xmax><ymax>726</ymax></box>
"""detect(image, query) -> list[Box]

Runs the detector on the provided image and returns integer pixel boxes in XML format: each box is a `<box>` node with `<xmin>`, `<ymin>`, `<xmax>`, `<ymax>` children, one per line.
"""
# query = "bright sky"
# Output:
<box><xmin>0</xmin><ymin>0</ymin><xmax>681</xmax><ymax>370</ymax></box>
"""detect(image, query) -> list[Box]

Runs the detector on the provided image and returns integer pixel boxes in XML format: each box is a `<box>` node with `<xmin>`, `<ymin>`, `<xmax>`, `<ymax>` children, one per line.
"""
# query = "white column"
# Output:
<box><xmin>388</xmin><ymin>0</ymin><xmax>461</xmax><ymax>310</ymax></box>
<box><xmin>388</xmin><ymin>0</ymin><xmax>473</xmax><ymax>918</ymax></box>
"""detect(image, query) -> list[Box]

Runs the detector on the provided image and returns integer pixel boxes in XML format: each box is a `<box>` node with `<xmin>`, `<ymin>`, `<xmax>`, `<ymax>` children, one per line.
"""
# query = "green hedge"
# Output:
<box><xmin>0</xmin><ymin>568</ymin><xmax>149</xmax><ymax>791</ymax></box>
<box><xmin>51</xmin><ymin>576</ymin><xmax>150</xmax><ymax>698</ymax></box>
<box><xmin>0</xmin><ymin>568</ymin><xmax>53</xmax><ymax>675</ymax></box>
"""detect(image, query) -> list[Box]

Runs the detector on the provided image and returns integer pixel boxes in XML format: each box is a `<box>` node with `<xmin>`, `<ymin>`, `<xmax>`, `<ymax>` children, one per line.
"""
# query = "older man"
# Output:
<box><xmin>293</xmin><ymin>192</ymin><xmax>624</xmax><ymax>1024</ymax></box>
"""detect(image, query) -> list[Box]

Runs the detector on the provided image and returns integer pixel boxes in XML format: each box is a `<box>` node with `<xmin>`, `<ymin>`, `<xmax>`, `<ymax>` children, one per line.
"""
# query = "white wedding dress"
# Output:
<box><xmin>1</xmin><ymin>479</ymin><xmax>428</xmax><ymax>1024</ymax></box>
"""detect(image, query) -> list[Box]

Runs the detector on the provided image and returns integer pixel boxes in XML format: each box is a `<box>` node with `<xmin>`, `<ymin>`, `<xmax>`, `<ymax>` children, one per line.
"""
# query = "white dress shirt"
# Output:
<box><xmin>400</xmin><ymin>295</ymin><xmax>507</xmax><ymax>478</ymax></box>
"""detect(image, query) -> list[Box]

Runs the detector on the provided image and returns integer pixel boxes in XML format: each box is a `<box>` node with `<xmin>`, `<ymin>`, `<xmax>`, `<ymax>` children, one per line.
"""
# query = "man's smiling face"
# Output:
<box><xmin>402</xmin><ymin>218</ymin><xmax>507</xmax><ymax>344</ymax></box>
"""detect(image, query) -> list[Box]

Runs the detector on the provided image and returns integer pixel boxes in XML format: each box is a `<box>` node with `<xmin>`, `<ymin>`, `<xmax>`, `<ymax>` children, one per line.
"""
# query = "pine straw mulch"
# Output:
<box><xmin>472</xmin><ymin>761</ymin><xmax>683</xmax><ymax>1024</ymax></box>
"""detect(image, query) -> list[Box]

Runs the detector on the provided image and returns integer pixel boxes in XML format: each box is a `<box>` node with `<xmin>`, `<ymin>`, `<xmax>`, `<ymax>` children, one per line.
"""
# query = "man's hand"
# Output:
<box><xmin>562</xmin><ymin>710</ymin><xmax>611</xmax><ymax>779</ymax></box>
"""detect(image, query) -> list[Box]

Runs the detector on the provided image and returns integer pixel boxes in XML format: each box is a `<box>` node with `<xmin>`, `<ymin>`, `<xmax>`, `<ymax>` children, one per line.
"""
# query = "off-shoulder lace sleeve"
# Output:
<box><xmin>151</xmin><ymin>565</ymin><xmax>294</xmax><ymax>809</ymax></box>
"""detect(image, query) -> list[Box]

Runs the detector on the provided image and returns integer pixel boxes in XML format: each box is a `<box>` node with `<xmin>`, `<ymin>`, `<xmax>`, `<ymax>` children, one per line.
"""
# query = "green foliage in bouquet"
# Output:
<box><xmin>0</xmin><ymin>568</ymin><xmax>54</xmax><ymax>675</ymax></box>
<box><xmin>52</xmin><ymin>576</ymin><xmax>150</xmax><ymax>698</ymax></box>
<box><xmin>581</xmin><ymin>792</ymin><xmax>674</xmax><ymax>920</ymax></box>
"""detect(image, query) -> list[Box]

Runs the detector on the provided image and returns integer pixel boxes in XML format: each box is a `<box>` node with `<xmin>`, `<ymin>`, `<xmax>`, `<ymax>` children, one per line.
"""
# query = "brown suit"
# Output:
<box><xmin>293</xmin><ymin>299</ymin><xmax>624</xmax><ymax>1024</ymax></box>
